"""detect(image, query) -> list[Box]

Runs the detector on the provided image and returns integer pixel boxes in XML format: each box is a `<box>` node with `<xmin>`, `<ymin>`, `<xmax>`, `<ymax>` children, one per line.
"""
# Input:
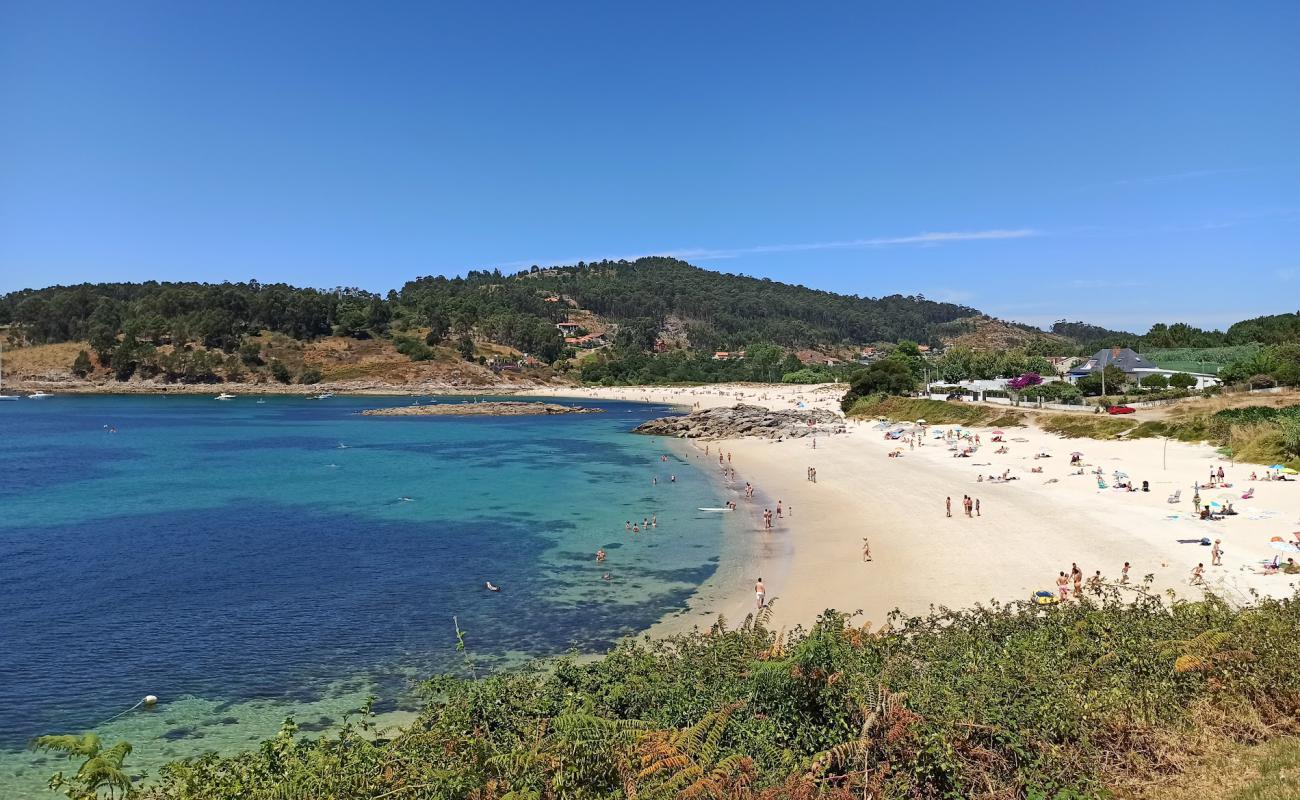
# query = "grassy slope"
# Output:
<box><xmin>845</xmin><ymin>391</ymin><xmax>1299</xmax><ymax>467</ymax></box>
<box><xmin>4</xmin><ymin>337</ymin><xmax>565</xmax><ymax>388</ymax></box>
<box><xmin>846</xmin><ymin>395</ymin><xmax>1026</xmax><ymax>427</ymax></box>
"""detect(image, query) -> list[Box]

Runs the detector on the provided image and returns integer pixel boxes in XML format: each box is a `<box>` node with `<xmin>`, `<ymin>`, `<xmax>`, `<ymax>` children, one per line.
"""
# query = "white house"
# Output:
<box><xmin>1067</xmin><ymin>347</ymin><xmax>1219</xmax><ymax>390</ymax></box>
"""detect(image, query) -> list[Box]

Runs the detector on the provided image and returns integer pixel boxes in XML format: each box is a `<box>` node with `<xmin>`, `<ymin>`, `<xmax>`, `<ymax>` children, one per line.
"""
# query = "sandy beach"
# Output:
<box><xmin>532</xmin><ymin>384</ymin><xmax>1300</xmax><ymax>633</ymax></box>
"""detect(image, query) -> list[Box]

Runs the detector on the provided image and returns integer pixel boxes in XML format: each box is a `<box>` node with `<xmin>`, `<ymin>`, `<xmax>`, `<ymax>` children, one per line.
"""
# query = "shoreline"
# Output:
<box><xmin>1</xmin><ymin>379</ymin><xmax>565</xmax><ymax>396</ymax></box>
<box><xmin>534</xmin><ymin>384</ymin><xmax>1300</xmax><ymax>637</ymax></box>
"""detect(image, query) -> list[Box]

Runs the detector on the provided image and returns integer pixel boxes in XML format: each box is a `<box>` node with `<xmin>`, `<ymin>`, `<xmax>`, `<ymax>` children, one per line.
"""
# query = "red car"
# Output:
<box><xmin>1107</xmin><ymin>405</ymin><xmax>1136</xmax><ymax>415</ymax></box>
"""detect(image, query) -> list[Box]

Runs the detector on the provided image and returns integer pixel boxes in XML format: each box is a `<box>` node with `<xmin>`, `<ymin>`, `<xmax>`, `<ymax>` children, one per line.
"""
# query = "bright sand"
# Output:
<box><xmin>532</xmin><ymin>384</ymin><xmax>1300</xmax><ymax>632</ymax></box>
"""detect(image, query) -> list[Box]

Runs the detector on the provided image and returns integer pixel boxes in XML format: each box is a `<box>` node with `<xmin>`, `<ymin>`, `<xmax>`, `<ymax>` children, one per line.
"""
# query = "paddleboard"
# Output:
<box><xmin>698</xmin><ymin>507</ymin><xmax>733</xmax><ymax>512</ymax></box>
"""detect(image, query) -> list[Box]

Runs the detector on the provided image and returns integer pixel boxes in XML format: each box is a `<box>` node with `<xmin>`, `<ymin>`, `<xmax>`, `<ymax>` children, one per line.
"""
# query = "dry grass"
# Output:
<box><xmin>847</xmin><ymin>396</ymin><xmax>1026</xmax><ymax>427</ymax></box>
<box><xmin>1139</xmin><ymin>736</ymin><xmax>1300</xmax><ymax>800</ymax></box>
<box><xmin>1038</xmin><ymin>413</ymin><xmax>1138</xmax><ymax>439</ymax></box>
<box><xmin>1160</xmin><ymin>389</ymin><xmax>1300</xmax><ymax>421</ymax></box>
<box><xmin>2</xmin><ymin>341</ymin><xmax>91</xmax><ymax>376</ymax></box>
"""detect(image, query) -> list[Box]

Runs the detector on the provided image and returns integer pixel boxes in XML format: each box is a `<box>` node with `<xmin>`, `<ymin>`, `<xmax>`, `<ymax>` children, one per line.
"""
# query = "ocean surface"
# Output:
<box><xmin>0</xmin><ymin>394</ymin><xmax>731</xmax><ymax>796</ymax></box>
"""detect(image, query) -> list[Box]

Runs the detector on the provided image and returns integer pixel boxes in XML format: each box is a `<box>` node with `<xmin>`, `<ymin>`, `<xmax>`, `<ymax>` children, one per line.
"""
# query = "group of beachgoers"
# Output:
<box><xmin>762</xmin><ymin>501</ymin><xmax>787</xmax><ymax>530</ymax></box>
<box><xmin>945</xmin><ymin>495</ymin><xmax>981</xmax><ymax>518</ymax></box>
<box><xmin>1055</xmin><ymin>561</ymin><xmax>1131</xmax><ymax>600</ymax></box>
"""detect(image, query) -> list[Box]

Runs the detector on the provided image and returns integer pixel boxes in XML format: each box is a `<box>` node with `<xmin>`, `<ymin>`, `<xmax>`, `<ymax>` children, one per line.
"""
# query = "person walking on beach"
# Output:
<box><xmin>776</xmin><ymin>500</ymin><xmax>783</xmax><ymax>518</ymax></box>
<box><xmin>975</xmin><ymin>498</ymin><xmax>981</xmax><ymax>517</ymax></box>
<box><xmin>1056</xmin><ymin>571</ymin><xmax>1070</xmax><ymax>601</ymax></box>
<box><xmin>1191</xmin><ymin>563</ymin><xmax>1205</xmax><ymax>585</ymax></box>
<box><xmin>946</xmin><ymin>496</ymin><xmax>952</xmax><ymax>517</ymax></box>
<box><xmin>1121</xmin><ymin>562</ymin><xmax>1131</xmax><ymax>583</ymax></box>
<box><xmin>1212</xmin><ymin>539</ymin><xmax>1223</xmax><ymax>566</ymax></box>
<box><xmin>755</xmin><ymin>578</ymin><xmax>766</xmax><ymax>608</ymax></box>
<box><xmin>1071</xmin><ymin>563</ymin><xmax>1082</xmax><ymax>595</ymax></box>
<box><xmin>862</xmin><ymin>538</ymin><xmax>872</xmax><ymax>562</ymax></box>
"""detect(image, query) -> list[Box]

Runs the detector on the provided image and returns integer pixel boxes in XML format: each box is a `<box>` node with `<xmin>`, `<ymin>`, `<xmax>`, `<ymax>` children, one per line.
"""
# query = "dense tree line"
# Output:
<box><xmin>1054</xmin><ymin>312</ymin><xmax>1300</xmax><ymax>354</ymax></box>
<box><xmin>525</xmin><ymin>258</ymin><xmax>979</xmax><ymax>349</ymax></box>
<box><xmin>2</xmin><ymin>266</ymin><xmax>1296</xmax><ymax>386</ymax></box>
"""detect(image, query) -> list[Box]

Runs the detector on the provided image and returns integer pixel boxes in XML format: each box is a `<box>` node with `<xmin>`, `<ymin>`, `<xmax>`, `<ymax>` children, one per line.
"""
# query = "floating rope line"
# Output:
<box><xmin>96</xmin><ymin>695</ymin><xmax>158</xmax><ymax>727</ymax></box>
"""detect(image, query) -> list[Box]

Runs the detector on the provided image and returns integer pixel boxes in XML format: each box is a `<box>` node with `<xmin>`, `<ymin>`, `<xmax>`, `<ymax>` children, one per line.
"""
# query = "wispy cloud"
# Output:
<box><xmin>1113</xmin><ymin>167</ymin><xmax>1255</xmax><ymax>187</ymax></box>
<box><xmin>1066</xmin><ymin>279</ymin><xmax>1146</xmax><ymax>290</ymax></box>
<box><xmin>496</xmin><ymin>228</ymin><xmax>1040</xmax><ymax>270</ymax></box>
<box><xmin>1277</xmin><ymin>268</ymin><xmax>1297</xmax><ymax>282</ymax></box>
<box><xmin>660</xmin><ymin>229</ymin><xmax>1040</xmax><ymax>261</ymax></box>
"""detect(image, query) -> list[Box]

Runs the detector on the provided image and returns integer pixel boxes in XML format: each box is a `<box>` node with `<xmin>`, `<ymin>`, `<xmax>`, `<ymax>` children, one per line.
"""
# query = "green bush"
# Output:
<box><xmin>393</xmin><ymin>334</ymin><xmax>434</xmax><ymax>362</ymax></box>
<box><xmin>270</xmin><ymin>360</ymin><xmax>292</xmax><ymax>384</ymax></box>
<box><xmin>71</xmin><ymin>349</ymin><xmax>93</xmax><ymax>378</ymax></box>
<box><xmin>136</xmin><ymin>590</ymin><xmax>1300</xmax><ymax>800</ymax></box>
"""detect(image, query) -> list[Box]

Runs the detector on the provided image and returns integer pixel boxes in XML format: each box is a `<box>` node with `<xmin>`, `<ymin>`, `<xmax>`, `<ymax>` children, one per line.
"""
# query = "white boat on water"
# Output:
<box><xmin>215</xmin><ymin>392</ymin><xmax>236</xmax><ymax>401</ymax></box>
<box><xmin>0</xmin><ymin>344</ymin><xmax>17</xmax><ymax>401</ymax></box>
<box><xmin>315</xmin><ymin>392</ymin><xmax>334</xmax><ymax>399</ymax></box>
<box><xmin>28</xmin><ymin>391</ymin><xmax>53</xmax><ymax>399</ymax></box>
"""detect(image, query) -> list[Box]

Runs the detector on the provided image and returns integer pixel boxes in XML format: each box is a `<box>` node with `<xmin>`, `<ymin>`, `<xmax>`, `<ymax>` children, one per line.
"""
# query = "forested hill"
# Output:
<box><xmin>517</xmin><ymin>258</ymin><xmax>980</xmax><ymax>350</ymax></box>
<box><xmin>0</xmin><ymin>257</ymin><xmax>980</xmax><ymax>358</ymax></box>
<box><xmin>2</xmin><ymin>259</ymin><xmax>1295</xmax><ymax>389</ymax></box>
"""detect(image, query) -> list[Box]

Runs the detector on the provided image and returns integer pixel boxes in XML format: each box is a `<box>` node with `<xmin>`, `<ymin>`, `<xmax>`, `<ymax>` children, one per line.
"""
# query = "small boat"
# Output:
<box><xmin>315</xmin><ymin>393</ymin><xmax>334</xmax><ymax>399</ymax></box>
<box><xmin>28</xmin><ymin>391</ymin><xmax>53</xmax><ymax>399</ymax></box>
<box><xmin>215</xmin><ymin>393</ymin><xmax>236</xmax><ymax>401</ymax></box>
<box><xmin>698</xmin><ymin>507</ymin><xmax>733</xmax><ymax>512</ymax></box>
<box><xmin>485</xmin><ymin>581</ymin><xmax>501</xmax><ymax>592</ymax></box>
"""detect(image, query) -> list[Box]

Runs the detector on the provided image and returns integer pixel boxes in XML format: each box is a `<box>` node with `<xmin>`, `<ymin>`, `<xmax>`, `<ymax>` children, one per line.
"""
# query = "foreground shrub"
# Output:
<box><xmin>138</xmin><ymin>589</ymin><xmax>1300</xmax><ymax>800</ymax></box>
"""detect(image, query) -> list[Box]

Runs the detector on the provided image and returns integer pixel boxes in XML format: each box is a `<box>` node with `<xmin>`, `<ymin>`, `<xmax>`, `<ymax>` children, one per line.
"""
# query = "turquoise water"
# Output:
<box><xmin>0</xmin><ymin>394</ymin><xmax>727</xmax><ymax>796</ymax></box>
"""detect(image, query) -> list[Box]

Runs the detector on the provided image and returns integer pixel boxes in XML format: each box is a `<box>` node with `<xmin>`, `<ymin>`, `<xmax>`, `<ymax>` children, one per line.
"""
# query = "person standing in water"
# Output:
<box><xmin>755</xmin><ymin>578</ymin><xmax>766</xmax><ymax>608</ymax></box>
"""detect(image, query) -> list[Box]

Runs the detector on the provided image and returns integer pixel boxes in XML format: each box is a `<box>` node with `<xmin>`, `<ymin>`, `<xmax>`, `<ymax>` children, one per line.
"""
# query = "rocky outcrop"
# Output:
<box><xmin>361</xmin><ymin>401</ymin><xmax>602</xmax><ymax>417</ymax></box>
<box><xmin>632</xmin><ymin>404</ymin><xmax>842</xmax><ymax>440</ymax></box>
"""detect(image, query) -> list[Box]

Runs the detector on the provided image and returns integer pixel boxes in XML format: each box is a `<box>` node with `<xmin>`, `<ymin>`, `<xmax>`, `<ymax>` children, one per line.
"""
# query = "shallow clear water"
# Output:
<box><xmin>0</xmin><ymin>394</ymin><xmax>726</xmax><ymax>796</ymax></box>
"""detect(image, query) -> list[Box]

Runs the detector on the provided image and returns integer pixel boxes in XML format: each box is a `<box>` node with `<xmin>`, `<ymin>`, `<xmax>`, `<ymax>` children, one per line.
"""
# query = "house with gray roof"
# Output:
<box><xmin>1067</xmin><ymin>347</ymin><xmax>1219</xmax><ymax>389</ymax></box>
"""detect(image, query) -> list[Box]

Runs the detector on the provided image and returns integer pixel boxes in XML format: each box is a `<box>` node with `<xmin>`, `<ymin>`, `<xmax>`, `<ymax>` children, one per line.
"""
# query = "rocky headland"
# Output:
<box><xmin>632</xmin><ymin>403</ymin><xmax>842</xmax><ymax>439</ymax></box>
<box><xmin>361</xmin><ymin>401</ymin><xmax>603</xmax><ymax>417</ymax></box>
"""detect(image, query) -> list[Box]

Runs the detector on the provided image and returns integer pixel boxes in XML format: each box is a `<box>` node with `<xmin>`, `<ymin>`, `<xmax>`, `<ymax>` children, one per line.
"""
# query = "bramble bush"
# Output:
<box><xmin>127</xmin><ymin>587</ymin><xmax>1300</xmax><ymax>800</ymax></box>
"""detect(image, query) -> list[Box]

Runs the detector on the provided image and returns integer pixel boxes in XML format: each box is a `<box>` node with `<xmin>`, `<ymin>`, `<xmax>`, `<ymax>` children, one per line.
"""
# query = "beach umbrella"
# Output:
<box><xmin>992</xmin><ymin>430</ymin><xmax>1004</xmax><ymax>435</ymax></box>
<box><xmin>1070</xmin><ymin>451</ymin><xmax>1083</xmax><ymax>457</ymax></box>
<box><xmin>1269</xmin><ymin>541</ymin><xmax>1300</xmax><ymax>553</ymax></box>
<box><xmin>915</xmin><ymin>419</ymin><xmax>926</xmax><ymax>424</ymax></box>
<box><xmin>1269</xmin><ymin>464</ymin><xmax>1285</xmax><ymax>470</ymax></box>
<box><xmin>1283</xmin><ymin>467</ymin><xmax>1298</xmax><ymax>475</ymax></box>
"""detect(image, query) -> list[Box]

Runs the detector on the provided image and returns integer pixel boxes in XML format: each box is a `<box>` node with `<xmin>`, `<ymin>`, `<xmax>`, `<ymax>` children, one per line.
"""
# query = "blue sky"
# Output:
<box><xmin>2</xmin><ymin>1</ymin><xmax>1296</xmax><ymax>332</ymax></box>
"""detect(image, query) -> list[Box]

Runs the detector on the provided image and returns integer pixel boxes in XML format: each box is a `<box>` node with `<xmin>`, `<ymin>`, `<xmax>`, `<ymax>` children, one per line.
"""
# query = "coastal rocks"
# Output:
<box><xmin>633</xmin><ymin>404</ymin><xmax>842</xmax><ymax>440</ymax></box>
<box><xmin>360</xmin><ymin>401</ymin><xmax>603</xmax><ymax>417</ymax></box>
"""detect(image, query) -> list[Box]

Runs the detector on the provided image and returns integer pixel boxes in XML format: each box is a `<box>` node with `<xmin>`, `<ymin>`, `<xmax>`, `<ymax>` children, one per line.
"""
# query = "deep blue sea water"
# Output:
<box><xmin>0</xmin><ymin>394</ymin><xmax>728</xmax><ymax>795</ymax></box>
